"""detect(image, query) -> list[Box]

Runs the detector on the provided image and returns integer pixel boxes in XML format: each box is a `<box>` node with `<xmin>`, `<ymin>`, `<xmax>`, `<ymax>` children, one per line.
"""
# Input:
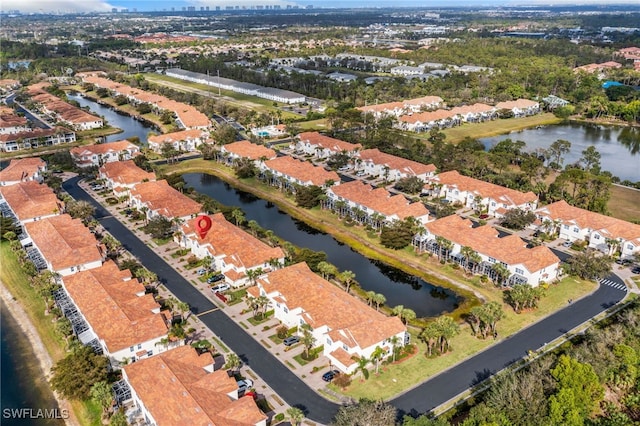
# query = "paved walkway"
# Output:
<box><xmin>76</xmin><ymin>176</ymin><xmax>341</xmax><ymax>424</ymax></box>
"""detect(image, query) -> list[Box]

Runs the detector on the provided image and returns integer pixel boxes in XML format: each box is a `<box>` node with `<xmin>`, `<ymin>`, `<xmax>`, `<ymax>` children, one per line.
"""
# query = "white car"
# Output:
<box><xmin>211</xmin><ymin>283</ymin><xmax>231</xmax><ymax>293</ymax></box>
<box><xmin>236</xmin><ymin>379</ymin><xmax>253</xmax><ymax>394</ymax></box>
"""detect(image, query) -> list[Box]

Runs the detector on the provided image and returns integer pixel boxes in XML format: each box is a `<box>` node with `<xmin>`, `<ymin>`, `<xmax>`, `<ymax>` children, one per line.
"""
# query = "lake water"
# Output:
<box><xmin>0</xmin><ymin>299</ymin><xmax>65</xmax><ymax>426</ymax></box>
<box><xmin>183</xmin><ymin>173</ymin><xmax>462</xmax><ymax>318</ymax></box>
<box><xmin>481</xmin><ymin>123</ymin><xmax>640</xmax><ymax>182</ymax></box>
<box><xmin>68</xmin><ymin>93</ymin><xmax>155</xmax><ymax>143</ymax></box>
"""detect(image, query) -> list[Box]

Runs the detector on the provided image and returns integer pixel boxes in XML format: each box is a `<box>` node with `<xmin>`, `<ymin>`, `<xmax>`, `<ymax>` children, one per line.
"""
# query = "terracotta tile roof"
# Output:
<box><xmin>148</xmin><ymin>129</ymin><xmax>211</xmax><ymax>146</ymax></box>
<box><xmin>264</xmin><ymin>156</ymin><xmax>340</xmax><ymax>186</ymax></box>
<box><xmin>0</xmin><ymin>79</ymin><xmax>19</xmax><ymax>89</ymax></box>
<box><xmin>449</xmin><ymin>103</ymin><xmax>495</xmax><ymax>115</ymax></box>
<box><xmin>358</xmin><ymin>102</ymin><xmax>405</xmax><ymax>113</ymax></box>
<box><xmin>537</xmin><ymin>200</ymin><xmax>640</xmax><ymax>243</ymax></box>
<box><xmin>62</xmin><ymin>261</ymin><xmax>168</xmax><ymax>353</ymax></box>
<box><xmin>424</xmin><ymin>215</ymin><xmax>559</xmax><ymax>273</ymax></box>
<box><xmin>27</xmin><ymin>87</ymin><xmax>102</xmax><ymax>124</ymax></box>
<box><xmin>0</xmin><ymin>126</ymin><xmax>73</xmax><ymax>144</ymax></box>
<box><xmin>70</xmin><ymin>140</ymin><xmax>139</xmax><ymax>157</ymax></box>
<box><xmin>399</xmin><ymin>109</ymin><xmax>454</xmax><ymax>124</ymax></box>
<box><xmin>0</xmin><ymin>181</ymin><xmax>62</xmax><ymax>221</ymax></box>
<box><xmin>330</xmin><ymin>180</ymin><xmax>428</xmax><ymax>220</ymax></box>
<box><xmin>329</xmin><ymin>347</ymin><xmax>357</xmax><ymax>367</ymax></box>
<box><xmin>99</xmin><ymin>160</ymin><xmax>156</xmax><ymax>186</ymax></box>
<box><xmin>24</xmin><ymin>214</ymin><xmax>104</xmax><ymax>271</ymax></box>
<box><xmin>403</xmin><ymin>96</ymin><xmax>443</xmax><ymax>106</ymax></box>
<box><xmin>257</xmin><ymin>263</ymin><xmax>406</xmax><ymax>350</ymax></box>
<box><xmin>0</xmin><ymin>157</ymin><xmax>46</xmax><ymax>183</ymax></box>
<box><xmin>0</xmin><ymin>107</ymin><xmax>28</xmax><ymax>128</ymax></box>
<box><xmin>495</xmin><ymin>99</ymin><xmax>539</xmax><ymax>110</ymax></box>
<box><xmin>182</xmin><ymin>213</ymin><xmax>284</xmax><ymax>269</ymax></box>
<box><xmin>130</xmin><ymin>180</ymin><xmax>202</xmax><ymax>219</ymax></box>
<box><xmin>433</xmin><ymin>170</ymin><xmax>537</xmax><ymax>206</ymax></box>
<box><xmin>124</xmin><ymin>346</ymin><xmax>267</xmax><ymax>426</ymax></box>
<box><xmin>358</xmin><ymin>149</ymin><xmax>436</xmax><ymax>176</ymax></box>
<box><xmin>297</xmin><ymin>132</ymin><xmax>362</xmax><ymax>153</ymax></box>
<box><xmin>222</xmin><ymin>140</ymin><xmax>277</xmax><ymax>160</ymax></box>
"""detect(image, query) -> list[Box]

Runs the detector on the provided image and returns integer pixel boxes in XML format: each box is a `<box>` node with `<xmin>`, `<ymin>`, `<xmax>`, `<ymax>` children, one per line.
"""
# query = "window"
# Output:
<box><xmin>491</xmin><ymin>202</ymin><xmax>496</xmax><ymax>207</ymax></box>
<box><xmin>326</xmin><ymin>337</ymin><xmax>333</xmax><ymax>346</ymax></box>
<box><xmin>130</xmin><ymin>346</ymin><xmax>134</xmax><ymax>352</ymax></box>
<box><xmin>628</xmin><ymin>244</ymin><xmax>634</xmax><ymax>250</ymax></box>
<box><xmin>515</xmin><ymin>268</ymin><xmax>524</xmax><ymax>275</ymax></box>
<box><xmin>343</xmin><ymin>344</ymin><xmax>349</xmax><ymax>351</ymax></box>
<box><xmin>488</xmin><ymin>257</ymin><xmax>496</xmax><ymax>263</ymax></box>
<box><xmin>573</xmin><ymin>227</ymin><xmax>579</xmax><ymax>233</ymax></box>
<box><xmin>299</xmin><ymin>319</ymin><xmax>305</xmax><ymax>325</ymax></box>
<box><xmin>137</xmin><ymin>344</ymin><xmax>142</xmax><ymax>350</ymax></box>
<box><xmin>564</xmin><ymin>225</ymin><xmax>570</xmax><ymax>229</ymax></box>
<box><xmin>594</xmin><ymin>235</ymin><xmax>600</xmax><ymax>240</ymax></box>
<box><xmin>283</xmin><ymin>307</ymin><xmax>288</xmax><ymax>313</ymax></box>
<box><xmin>147</xmin><ymin>350</ymin><xmax>153</xmax><ymax>357</ymax></box>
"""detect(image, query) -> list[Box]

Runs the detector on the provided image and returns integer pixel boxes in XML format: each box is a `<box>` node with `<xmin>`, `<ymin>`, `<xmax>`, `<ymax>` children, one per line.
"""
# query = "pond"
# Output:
<box><xmin>183</xmin><ymin>173</ymin><xmax>462</xmax><ymax>318</ymax></box>
<box><xmin>481</xmin><ymin>122</ymin><xmax>640</xmax><ymax>182</ymax></box>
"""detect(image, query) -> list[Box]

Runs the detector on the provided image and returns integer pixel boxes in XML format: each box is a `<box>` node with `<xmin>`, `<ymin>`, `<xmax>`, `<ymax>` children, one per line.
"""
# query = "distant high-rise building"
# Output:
<box><xmin>188</xmin><ymin>6</ymin><xmax>195</xmax><ymax>11</ymax></box>
<box><xmin>132</xmin><ymin>8</ymin><xmax>137</xmax><ymax>12</ymax></box>
<box><xmin>121</xmin><ymin>8</ymin><xmax>128</xmax><ymax>12</ymax></box>
<box><xmin>205</xmin><ymin>6</ymin><xmax>209</xmax><ymax>11</ymax></box>
<box><xmin>182</xmin><ymin>6</ymin><xmax>186</xmax><ymax>11</ymax></box>
<box><xmin>216</xmin><ymin>6</ymin><xmax>220</xmax><ymax>10</ymax></box>
<box><xmin>171</xmin><ymin>7</ymin><xmax>175</xmax><ymax>11</ymax></box>
<box><xmin>111</xmin><ymin>8</ymin><xmax>117</xmax><ymax>13</ymax></box>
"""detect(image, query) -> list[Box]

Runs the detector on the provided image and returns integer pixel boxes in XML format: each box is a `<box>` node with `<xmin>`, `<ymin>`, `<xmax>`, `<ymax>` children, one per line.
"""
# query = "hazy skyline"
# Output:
<box><xmin>3</xmin><ymin>0</ymin><xmax>640</xmax><ymax>13</ymax></box>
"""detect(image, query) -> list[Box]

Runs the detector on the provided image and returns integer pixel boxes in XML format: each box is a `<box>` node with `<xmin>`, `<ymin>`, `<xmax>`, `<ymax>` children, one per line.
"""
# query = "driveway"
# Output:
<box><xmin>62</xmin><ymin>176</ymin><xmax>628</xmax><ymax>422</ymax></box>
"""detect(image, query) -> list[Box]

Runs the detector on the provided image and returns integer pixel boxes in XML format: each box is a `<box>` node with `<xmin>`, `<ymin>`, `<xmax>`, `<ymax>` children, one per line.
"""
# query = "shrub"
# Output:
<box><xmin>276</xmin><ymin>325</ymin><xmax>288</xmax><ymax>339</ymax></box>
<box><xmin>186</xmin><ymin>255</ymin><xmax>199</xmax><ymax>267</ymax></box>
<box><xmin>274</xmin><ymin>413</ymin><xmax>285</xmax><ymax>422</ymax></box>
<box><xmin>333</xmin><ymin>373</ymin><xmax>352</xmax><ymax>389</ymax></box>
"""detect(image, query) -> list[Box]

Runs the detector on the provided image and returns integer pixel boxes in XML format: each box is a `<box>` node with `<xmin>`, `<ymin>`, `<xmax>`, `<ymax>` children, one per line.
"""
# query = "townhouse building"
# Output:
<box><xmin>327</xmin><ymin>180</ymin><xmax>430</xmax><ymax>226</ymax></box>
<box><xmin>535</xmin><ymin>200</ymin><xmax>640</xmax><ymax>260</ymax></box>
<box><xmin>426</xmin><ymin>170</ymin><xmax>538</xmax><ymax>216</ymax></box>
<box><xmin>263</xmin><ymin>156</ymin><xmax>340</xmax><ymax>190</ymax></box>
<box><xmin>355</xmin><ymin>148</ymin><xmax>436</xmax><ymax>182</ymax></box>
<box><xmin>294</xmin><ymin>132</ymin><xmax>362</xmax><ymax>159</ymax></box>
<box><xmin>0</xmin><ymin>106</ymin><xmax>29</xmax><ymax>134</ymax></box>
<box><xmin>177</xmin><ymin>213</ymin><xmax>285</xmax><ymax>287</ymax></box>
<box><xmin>414</xmin><ymin>215</ymin><xmax>560</xmax><ymax>287</ymax></box>
<box><xmin>122</xmin><ymin>346</ymin><xmax>267</xmax><ymax>426</ymax></box>
<box><xmin>0</xmin><ymin>181</ymin><xmax>62</xmax><ymax>224</ymax></box>
<box><xmin>60</xmin><ymin>261</ymin><xmax>170</xmax><ymax>366</ymax></box>
<box><xmin>0</xmin><ymin>127</ymin><xmax>76</xmax><ymax>153</ymax></box>
<box><xmin>494</xmin><ymin>99</ymin><xmax>540</xmax><ymax>117</ymax></box>
<box><xmin>27</xmin><ymin>85</ymin><xmax>103</xmax><ymax>130</ymax></box>
<box><xmin>70</xmin><ymin>140</ymin><xmax>140</xmax><ymax>168</ymax></box>
<box><xmin>0</xmin><ymin>157</ymin><xmax>47</xmax><ymax>186</ymax></box>
<box><xmin>22</xmin><ymin>214</ymin><xmax>105</xmax><ymax>276</ymax></box>
<box><xmin>220</xmin><ymin>140</ymin><xmax>277</xmax><ymax>166</ymax></box>
<box><xmin>147</xmin><ymin>129</ymin><xmax>211</xmax><ymax>153</ymax></box>
<box><xmin>248</xmin><ymin>262</ymin><xmax>407</xmax><ymax>374</ymax></box>
<box><xmin>129</xmin><ymin>180</ymin><xmax>202</xmax><ymax>222</ymax></box>
<box><xmin>358</xmin><ymin>96</ymin><xmax>443</xmax><ymax>119</ymax></box>
<box><xmin>98</xmin><ymin>160</ymin><xmax>156</xmax><ymax>198</ymax></box>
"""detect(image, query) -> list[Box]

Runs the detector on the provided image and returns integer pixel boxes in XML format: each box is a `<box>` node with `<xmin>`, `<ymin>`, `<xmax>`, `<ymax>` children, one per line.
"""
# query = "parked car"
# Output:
<box><xmin>210</xmin><ymin>282</ymin><xmax>230</xmax><ymax>293</ymax></box>
<box><xmin>283</xmin><ymin>336</ymin><xmax>300</xmax><ymax>346</ymax></box>
<box><xmin>562</xmin><ymin>241</ymin><xmax>573</xmax><ymax>248</ymax></box>
<box><xmin>196</xmin><ymin>268</ymin><xmax>207</xmax><ymax>276</ymax></box>
<box><xmin>355</xmin><ymin>171</ymin><xmax>366</xmax><ymax>177</ymax></box>
<box><xmin>632</xmin><ymin>266</ymin><xmax>640</xmax><ymax>274</ymax></box>
<box><xmin>91</xmin><ymin>185</ymin><xmax>104</xmax><ymax>191</ymax></box>
<box><xmin>322</xmin><ymin>369</ymin><xmax>340</xmax><ymax>382</ymax></box>
<box><xmin>338</xmin><ymin>166</ymin><xmax>351</xmax><ymax>171</ymax></box>
<box><xmin>207</xmin><ymin>274</ymin><xmax>225</xmax><ymax>284</ymax></box>
<box><xmin>236</xmin><ymin>379</ymin><xmax>253</xmax><ymax>394</ymax></box>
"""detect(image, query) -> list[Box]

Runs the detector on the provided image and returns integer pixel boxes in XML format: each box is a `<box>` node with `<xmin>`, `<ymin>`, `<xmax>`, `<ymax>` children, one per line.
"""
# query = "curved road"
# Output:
<box><xmin>63</xmin><ymin>177</ymin><xmax>627</xmax><ymax>423</ymax></box>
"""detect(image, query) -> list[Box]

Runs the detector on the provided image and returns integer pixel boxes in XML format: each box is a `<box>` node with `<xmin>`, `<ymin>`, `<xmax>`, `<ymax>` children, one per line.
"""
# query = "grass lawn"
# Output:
<box><xmin>293</xmin><ymin>351</ymin><xmax>318</xmax><ymax>366</ymax></box>
<box><xmin>608</xmin><ymin>185</ymin><xmax>640</xmax><ymax>223</ymax></box>
<box><xmin>247</xmin><ymin>311</ymin><xmax>274</xmax><ymax>326</ymax></box>
<box><xmin>152</xmin><ymin>236</ymin><xmax>173</xmax><ymax>246</ymax></box>
<box><xmin>441</xmin><ymin>113</ymin><xmax>562</xmax><ymax>144</ymax></box>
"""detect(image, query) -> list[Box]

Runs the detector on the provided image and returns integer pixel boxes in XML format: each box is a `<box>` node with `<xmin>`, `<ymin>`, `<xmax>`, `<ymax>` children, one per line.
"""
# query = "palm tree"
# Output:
<box><xmin>491</xmin><ymin>263</ymin><xmax>510</xmax><ymax>287</ymax></box>
<box><xmin>388</xmin><ymin>335</ymin><xmax>401</xmax><ymax>361</ymax></box>
<box><xmin>286</xmin><ymin>407</ymin><xmax>305</xmax><ymax>426</ymax></box>
<box><xmin>401</xmin><ymin>308</ymin><xmax>416</xmax><ymax>325</ymax></box>
<box><xmin>392</xmin><ymin>305</ymin><xmax>404</xmax><ymax>319</ymax></box>
<box><xmin>372</xmin><ymin>293</ymin><xmax>386</xmax><ymax>311</ymax></box>
<box><xmin>435</xmin><ymin>316</ymin><xmax>460</xmax><ymax>354</ymax></box>
<box><xmin>247</xmin><ymin>220</ymin><xmax>260</xmax><ymax>237</ymax></box>
<box><xmin>460</xmin><ymin>246</ymin><xmax>474</xmax><ymax>272</ymax></box>
<box><xmin>353</xmin><ymin>355</ymin><xmax>370</xmax><ymax>380</ymax></box>
<box><xmin>231</xmin><ymin>208</ymin><xmax>245</xmax><ymax>226</ymax></box>
<box><xmin>225</xmin><ymin>352</ymin><xmax>242</xmax><ymax>375</ymax></box>
<box><xmin>300</xmin><ymin>324</ymin><xmax>316</xmax><ymax>359</ymax></box>
<box><xmin>435</xmin><ymin>236</ymin><xmax>453</xmax><ymax>262</ymax></box>
<box><xmin>371</xmin><ymin>346</ymin><xmax>386</xmax><ymax>374</ymax></box>
<box><xmin>176</xmin><ymin>301</ymin><xmax>190</xmax><ymax>321</ymax></box>
<box><xmin>339</xmin><ymin>270</ymin><xmax>356</xmax><ymax>293</ymax></box>
<box><xmin>365</xmin><ymin>291</ymin><xmax>376</xmax><ymax>306</ymax></box>
<box><xmin>155</xmin><ymin>337</ymin><xmax>170</xmax><ymax>351</ymax></box>
<box><xmin>469</xmin><ymin>251</ymin><xmax>482</xmax><ymax>275</ymax></box>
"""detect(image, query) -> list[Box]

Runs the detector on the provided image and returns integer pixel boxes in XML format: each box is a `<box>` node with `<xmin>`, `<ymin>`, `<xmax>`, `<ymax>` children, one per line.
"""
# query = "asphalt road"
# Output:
<box><xmin>63</xmin><ymin>176</ymin><xmax>627</xmax><ymax>422</ymax></box>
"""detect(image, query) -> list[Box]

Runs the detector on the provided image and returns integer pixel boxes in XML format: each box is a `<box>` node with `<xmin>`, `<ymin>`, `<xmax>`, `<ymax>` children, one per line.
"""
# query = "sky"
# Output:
<box><xmin>2</xmin><ymin>0</ymin><xmax>639</xmax><ymax>13</ymax></box>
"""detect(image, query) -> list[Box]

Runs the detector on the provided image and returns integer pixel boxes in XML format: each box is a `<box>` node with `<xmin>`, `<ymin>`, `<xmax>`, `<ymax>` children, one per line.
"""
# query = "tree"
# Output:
<box><xmin>247</xmin><ymin>220</ymin><xmax>260</xmax><ymax>237</ymax></box>
<box><xmin>353</xmin><ymin>355</ymin><xmax>371</xmax><ymax>381</ymax></box>
<box><xmin>372</xmin><ymin>293</ymin><xmax>386</xmax><ymax>311</ymax></box>
<box><xmin>234</xmin><ymin>158</ymin><xmax>257</xmax><ymax>178</ymax></box>
<box><xmin>435</xmin><ymin>316</ymin><xmax>460</xmax><ymax>354</ymax></box>
<box><xmin>339</xmin><ymin>270</ymin><xmax>356</xmax><ymax>293</ymax></box>
<box><xmin>332</xmin><ymin>398</ymin><xmax>397</xmax><ymax>426</ymax></box>
<box><xmin>499</xmin><ymin>208</ymin><xmax>537</xmax><ymax>230</ymax></box>
<box><xmin>548</xmin><ymin>139</ymin><xmax>571</xmax><ymax>170</ymax></box>
<box><xmin>231</xmin><ymin>208</ymin><xmax>245</xmax><ymax>226</ymax></box>
<box><xmin>90</xmin><ymin>381</ymin><xmax>113</xmax><ymax>416</ymax></box>
<box><xmin>65</xmin><ymin>200</ymin><xmax>96</xmax><ymax>222</ymax></box>
<box><xmin>505</xmin><ymin>283</ymin><xmax>544</xmax><ymax>313</ymax></box>
<box><xmin>50</xmin><ymin>345</ymin><xmax>109</xmax><ymax>400</ymax></box>
<box><xmin>491</xmin><ymin>263</ymin><xmax>510</xmax><ymax>286</ymax></box>
<box><xmin>371</xmin><ymin>346</ymin><xmax>386</xmax><ymax>374</ymax></box>
<box><xmin>300</xmin><ymin>323</ymin><xmax>316</xmax><ymax>359</ymax></box>
<box><xmin>580</xmin><ymin>145</ymin><xmax>602</xmax><ymax>174</ymax></box>
<box><xmin>380</xmin><ymin>218</ymin><xmax>418</xmax><ymax>250</ymax></box>
<box><xmin>394</xmin><ymin>176</ymin><xmax>425</xmax><ymax>194</ymax></box>
<box><xmin>160</xmin><ymin>143</ymin><xmax>180</xmax><ymax>164</ymax></box>
<box><xmin>564</xmin><ymin>250</ymin><xmax>613</xmax><ymax>280</ymax></box>
<box><xmin>225</xmin><ymin>352</ymin><xmax>242</xmax><ymax>374</ymax></box>
<box><xmin>143</xmin><ymin>216</ymin><xmax>173</xmax><ymax>239</ymax></box>
<box><xmin>420</xmin><ymin>323</ymin><xmax>440</xmax><ymax>357</ymax></box>
<box><xmin>295</xmin><ymin>185</ymin><xmax>325</xmax><ymax>208</ymax></box>
<box><xmin>286</xmin><ymin>407</ymin><xmax>305</xmax><ymax>426</ymax></box>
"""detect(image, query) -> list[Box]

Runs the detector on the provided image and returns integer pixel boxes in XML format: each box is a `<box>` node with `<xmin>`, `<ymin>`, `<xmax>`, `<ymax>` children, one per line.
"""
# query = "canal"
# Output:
<box><xmin>481</xmin><ymin>123</ymin><xmax>640</xmax><ymax>182</ymax></box>
<box><xmin>183</xmin><ymin>173</ymin><xmax>461</xmax><ymax>318</ymax></box>
<box><xmin>68</xmin><ymin>93</ymin><xmax>155</xmax><ymax>143</ymax></box>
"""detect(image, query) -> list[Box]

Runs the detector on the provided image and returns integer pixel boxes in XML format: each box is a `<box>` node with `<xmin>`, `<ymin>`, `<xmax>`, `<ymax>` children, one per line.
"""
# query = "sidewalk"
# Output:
<box><xmin>77</xmin><ymin>177</ymin><xmax>338</xmax><ymax>423</ymax></box>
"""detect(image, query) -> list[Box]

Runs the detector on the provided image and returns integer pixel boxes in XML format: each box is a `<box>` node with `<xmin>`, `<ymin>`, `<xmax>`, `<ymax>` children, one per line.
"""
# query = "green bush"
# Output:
<box><xmin>274</xmin><ymin>413</ymin><xmax>285</xmax><ymax>422</ymax></box>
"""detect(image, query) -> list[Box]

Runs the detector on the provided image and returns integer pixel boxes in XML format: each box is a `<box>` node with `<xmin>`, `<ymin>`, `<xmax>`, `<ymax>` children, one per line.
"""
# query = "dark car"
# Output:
<box><xmin>207</xmin><ymin>274</ymin><xmax>225</xmax><ymax>284</ymax></box>
<box><xmin>283</xmin><ymin>336</ymin><xmax>300</xmax><ymax>346</ymax></box>
<box><xmin>322</xmin><ymin>369</ymin><xmax>340</xmax><ymax>382</ymax></box>
<box><xmin>631</xmin><ymin>266</ymin><xmax>640</xmax><ymax>274</ymax></box>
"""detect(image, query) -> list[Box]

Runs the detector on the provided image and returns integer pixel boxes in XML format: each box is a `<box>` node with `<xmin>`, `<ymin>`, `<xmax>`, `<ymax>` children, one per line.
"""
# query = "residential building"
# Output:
<box><xmin>0</xmin><ymin>127</ymin><xmax>76</xmax><ymax>153</ymax></box>
<box><xmin>177</xmin><ymin>213</ymin><xmax>285</xmax><ymax>287</ymax></box>
<box><xmin>358</xmin><ymin>96</ymin><xmax>443</xmax><ymax>119</ymax></box>
<box><xmin>535</xmin><ymin>200</ymin><xmax>640</xmax><ymax>260</ymax></box>
<box><xmin>0</xmin><ymin>181</ymin><xmax>62</xmax><ymax>224</ymax></box>
<box><xmin>390</xmin><ymin>65</ymin><xmax>425</xmax><ymax>76</ymax></box>
<box><xmin>0</xmin><ymin>79</ymin><xmax>20</xmax><ymax>93</ymax></box>
<box><xmin>426</xmin><ymin>170</ymin><xmax>538</xmax><ymax>216</ymax></box>
<box><xmin>294</xmin><ymin>132</ymin><xmax>362</xmax><ymax>159</ymax></box>
<box><xmin>70</xmin><ymin>140</ymin><xmax>140</xmax><ymax>168</ymax></box>
<box><xmin>494</xmin><ymin>99</ymin><xmax>540</xmax><ymax>117</ymax></box>
<box><xmin>122</xmin><ymin>346</ymin><xmax>267</xmax><ymax>426</ymax></box>
<box><xmin>248</xmin><ymin>262</ymin><xmax>407</xmax><ymax>374</ymax></box>
<box><xmin>22</xmin><ymin>214</ymin><xmax>105</xmax><ymax>276</ymax></box>
<box><xmin>327</xmin><ymin>180</ymin><xmax>430</xmax><ymax>226</ymax></box>
<box><xmin>263</xmin><ymin>156</ymin><xmax>340</xmax><ymax>190</ymax></box>
<box><xmin>414</xmin><ymin>215</ymin><xmax>559</xmax><ymax>286</ymax></box>
<box><xmin>250</xmin><ymin>124</ymin><xmax>287</xmax><ymax>138</ymax></box>
<box><xmin>221</xmin><ymin>140</ymin><xmax>277</xmax><ymax>166</ymax></box>
<box><xmin>27</xmin><ymin>85</ymin><xmax>103</xmax><ymax>130</ymax></box>
<box><xmin>147</xmin><ymin>129</ymin><xmax>211</xmax><ymax>153</ymax></box>
<box><xmin>0</xmin><ymin>157</ymin><xmax>47</xmax><ymax>186</ymax></box>
<box><xmin>326</xmin><ymin>72</ymin><xmax>357</xmax><ymax>82</ymax></box>
<box><xmin>60</xmin><ymin>261</ymin><xmax>170</xmax><ymax>366</ymax></box>
<box><xmin>0</xmin><ymin>106</ymin><xmax>29</xmax><ymax>134</ymax></box>
<box><xmin>129</xmin><ymin>180</ymin><xmax>202</xmax><ymax>221</ymax></box>
<box><xmin>356</xmin><ymin>148</ymin><xmax>436</xmax><ymax>182</ymax></box>
<box><xmin>98</xmin><ymin>160</ymin><xmax>156</xmax><ymax>198</ymax></box>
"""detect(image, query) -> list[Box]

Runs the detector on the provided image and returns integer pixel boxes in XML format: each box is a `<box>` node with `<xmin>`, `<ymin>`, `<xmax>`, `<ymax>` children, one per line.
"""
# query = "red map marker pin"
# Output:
<box><xmin>195</xmin><ymin>215</ymin><xmax>212</xmax><ymax>239</ymax></box>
